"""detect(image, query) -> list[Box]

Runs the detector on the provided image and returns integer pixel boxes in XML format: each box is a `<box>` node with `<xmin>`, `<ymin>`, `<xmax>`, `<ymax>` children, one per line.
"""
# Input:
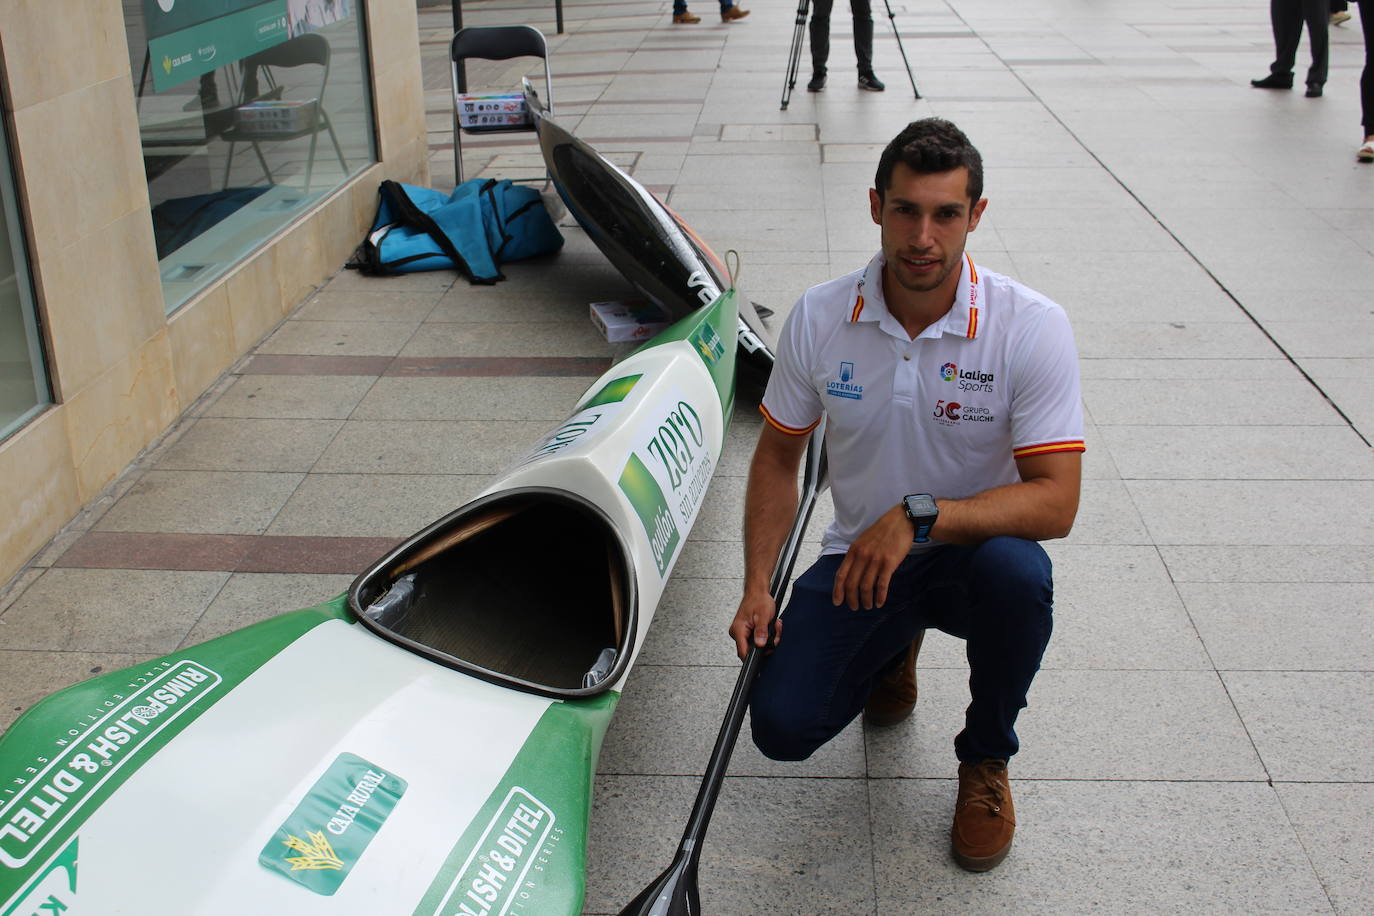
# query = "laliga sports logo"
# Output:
<box><xmin>940</xmin><ymin>362</ymin><xmax>957</xmax><ymax>382</ymax></box>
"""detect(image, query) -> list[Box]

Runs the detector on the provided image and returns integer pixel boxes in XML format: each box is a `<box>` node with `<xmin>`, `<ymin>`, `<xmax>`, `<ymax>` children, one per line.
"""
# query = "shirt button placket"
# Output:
<box><xmin>894</xmin><ymin>343</ymin><xmax>917</xmax><ymax>401</ymax></box>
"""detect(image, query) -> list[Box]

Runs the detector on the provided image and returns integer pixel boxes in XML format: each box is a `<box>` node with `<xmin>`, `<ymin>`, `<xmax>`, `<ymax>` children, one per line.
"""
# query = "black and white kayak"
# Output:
<box><xmin>527</xmin><ymin>85</ymin><xmax>777</xmax><ymax>377</ymax></box>
<box><xmin>0</xmin><ymin>289</ymin><xmax>741</xmax><ymax>915</ymax></box>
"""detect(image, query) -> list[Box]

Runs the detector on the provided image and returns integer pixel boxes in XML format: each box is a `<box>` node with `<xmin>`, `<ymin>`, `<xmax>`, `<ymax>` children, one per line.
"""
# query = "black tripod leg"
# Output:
<box><xmin>781</xmin><ymin>0</ymin><xmax>813</xmax><ymax>110</ymax></box>
<box><xmin>882</xmin><ymin>0</ymin><xmax>920</xmax><ymax>98</ymax></box>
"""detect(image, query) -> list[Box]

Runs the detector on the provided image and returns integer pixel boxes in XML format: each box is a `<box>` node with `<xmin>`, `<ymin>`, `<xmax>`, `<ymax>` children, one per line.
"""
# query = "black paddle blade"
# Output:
<box><xmin>618</xmin><ymin>850</ymin><xmax>700</xmax><ymax>916</ymax></box>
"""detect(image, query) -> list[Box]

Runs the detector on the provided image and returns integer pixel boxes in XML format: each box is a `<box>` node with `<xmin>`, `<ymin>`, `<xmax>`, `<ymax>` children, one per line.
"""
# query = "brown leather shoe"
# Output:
<box><xmin>672</xmin><ymin>11</ymin><xmax>701</xmax><ymax>22</ymax></box>
<box><xmin>863</xmin><ymin>631</ymin><xmax>924</xmax><ymax>726</ymax></box>
<box><xmin>720</xmin><ymin>4</ymin><xmax>750</xmax><ymax>21</ymax></box>
<box><xmin>951</xmin><ymin>759</ymin><xmax>1016</xmax><ymax>872</ymax></box>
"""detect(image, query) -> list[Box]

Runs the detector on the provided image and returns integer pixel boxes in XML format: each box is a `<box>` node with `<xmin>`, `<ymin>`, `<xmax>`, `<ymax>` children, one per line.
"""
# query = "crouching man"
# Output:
<box><xmin>731</xmin><ymin>118</ymin><xmax>1084</xmax><ymax>872</ymax></box>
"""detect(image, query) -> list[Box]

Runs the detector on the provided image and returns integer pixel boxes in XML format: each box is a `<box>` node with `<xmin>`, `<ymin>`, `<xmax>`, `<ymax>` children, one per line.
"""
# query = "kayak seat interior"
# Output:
<box><xmin>351</xmin><ymin>490</ymin><xmax>634</xmax><ymax>696</ymax></box>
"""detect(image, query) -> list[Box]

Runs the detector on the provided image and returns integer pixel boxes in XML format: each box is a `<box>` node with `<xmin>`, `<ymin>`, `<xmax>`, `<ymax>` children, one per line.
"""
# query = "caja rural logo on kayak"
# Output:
<box><xmin>259</xmin><ymin>753</ymin><xmax>407</xmax><ymax>895</ymax></box>
<box><xmin>0</xmin><ymin>661</ymin><xmax>221</xmax><ymax>869</ymax></box>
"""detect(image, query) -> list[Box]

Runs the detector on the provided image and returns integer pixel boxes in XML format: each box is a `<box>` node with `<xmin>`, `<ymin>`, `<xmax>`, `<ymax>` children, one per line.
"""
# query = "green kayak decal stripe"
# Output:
<box><xmin>0</xmin><ymin>661</ymin><xmax>222</xmax><ymax>870</ymax></box>
<box><xmin>0</xmin><ymin>596</ymin><xmax>352</xmax><ymax>901</ymax></box>
<box><xmin>633</xmin><ymin>289</ymin><xmax>739</xmax><ymax>416</ymax></box>
<box><xmin>520</xmin><ymin>374</ymin><xmax>643</xmax><ymax>466</ymax></box>
<box><xmin>576</xmin><ymin>374</ymin><xmax>641</xmax><ymax>411</ymax></box>
<box><xmin>0</xmin><ymin>838</ymin><xmax>76</xmax><ymax>916</ymax></box>
<box><xmin>618</xmin><ymin>453</ymin><xmax>680</xmax><ymax>577</ymax></box>
<box><xmin>259</xmin><ymin>752</ymin><xmax>408</xmax><ymax>896</ymax></box>
<box><xmin>431</xmin><ymin>787</ymin><xmax>555</xmax><ymax>916</ymax></box>
<box><xmin>412</xmin><ymin>692</ymin><xmax>619</xmax><ymax>916</ymax></box>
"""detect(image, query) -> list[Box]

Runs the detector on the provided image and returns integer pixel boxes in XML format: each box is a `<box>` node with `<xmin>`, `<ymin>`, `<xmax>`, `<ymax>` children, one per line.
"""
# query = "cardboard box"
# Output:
<box><xmin>589</xmin><ymin>299</ymin><xmax>672</xmax><ymax>342</ymax></box>
<box><xmin>455</xmin><ymin>93</ymin><xmax>530</xmax><ymax>129</ymax></box>
<box><xmin>234</xmin><ymin>99</ymin><xmax>318</xmax><ymax>134</ymax></box>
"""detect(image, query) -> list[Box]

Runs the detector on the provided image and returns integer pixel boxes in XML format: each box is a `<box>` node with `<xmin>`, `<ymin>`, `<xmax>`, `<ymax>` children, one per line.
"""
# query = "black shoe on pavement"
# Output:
<box><xmin>807</xmin><ymin>72</ymin><xmax>826</xmax><ymax>92</ymax></box>
<box><xmin>858</xmin><ymin>72</ymin><xmax>886</xmax><ymax>92</ymax></box>
<box><xmin>1250</xmin><ymin>73</ymin><xmax>1293</xmax><ymax>89</ymax></box>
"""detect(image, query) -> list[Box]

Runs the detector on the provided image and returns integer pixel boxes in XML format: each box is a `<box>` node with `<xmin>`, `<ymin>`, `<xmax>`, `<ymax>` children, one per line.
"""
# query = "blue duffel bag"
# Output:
<box><xmin>350</xmin><ymin>178</ymin><xmax>564</xmax><ymax>283</ymax></box>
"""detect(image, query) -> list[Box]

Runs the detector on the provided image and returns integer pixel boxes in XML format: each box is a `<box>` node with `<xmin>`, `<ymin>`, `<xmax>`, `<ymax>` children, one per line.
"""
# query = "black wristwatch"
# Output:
<box><xmin>902</xmin><ymin>493</ymin><xmax>938</xmax><ymax>543</ymax></box>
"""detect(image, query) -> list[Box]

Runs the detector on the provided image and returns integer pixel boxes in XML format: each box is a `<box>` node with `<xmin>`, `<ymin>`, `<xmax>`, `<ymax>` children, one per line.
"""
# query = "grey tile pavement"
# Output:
<box><xmin>3</xmin><ymin>0</ymin><xmax>1372</xmax><ymax>913</ymax></box>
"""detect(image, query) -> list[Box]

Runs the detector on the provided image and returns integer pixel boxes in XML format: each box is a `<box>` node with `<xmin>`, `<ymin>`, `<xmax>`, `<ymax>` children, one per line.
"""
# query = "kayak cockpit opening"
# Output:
<box><xmin>348</xmin><ymin>489</ymin><xmax>636</xmax><ymax>698</ymax></box>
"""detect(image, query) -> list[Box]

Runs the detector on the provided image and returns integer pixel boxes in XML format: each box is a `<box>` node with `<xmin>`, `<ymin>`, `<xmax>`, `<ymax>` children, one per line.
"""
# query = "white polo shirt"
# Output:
<box><xmin>760</xmin><ymin>251</ymin><xmax>1085</xmax><ymax>555</ymax></box>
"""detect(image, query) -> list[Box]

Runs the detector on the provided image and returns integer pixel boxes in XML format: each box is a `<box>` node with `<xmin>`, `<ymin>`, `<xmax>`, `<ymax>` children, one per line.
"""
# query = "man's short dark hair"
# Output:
<box><xmin>874</xmin><ymin>118</ymin><xmax>983</xmax><ymax>204</ymax></box>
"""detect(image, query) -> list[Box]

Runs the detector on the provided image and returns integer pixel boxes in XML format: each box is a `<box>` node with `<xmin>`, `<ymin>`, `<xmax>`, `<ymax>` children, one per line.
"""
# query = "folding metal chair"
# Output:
<box><xmin>220</xmin><ymin>32</ymin><xmax>347</xmax><ymax>194</ymax></box>
<box><xmin>449</xmin><ymin>25</ymin><xmax>553</xmax><ymax>184</ymax></box>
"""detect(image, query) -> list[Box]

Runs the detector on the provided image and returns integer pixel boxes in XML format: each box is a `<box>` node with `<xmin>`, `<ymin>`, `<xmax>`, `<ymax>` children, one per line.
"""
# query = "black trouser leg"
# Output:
<box><xmin>1360</xmin><ymin>1</ymin><xmax>1374</xmax><ymax>132</ymax></box>
<box><xmin>851</xmin><ymin>0</ymin><xmax>874</xmax><ymax>74</ymax></box>
<box><xmin>1270</xmin><ymin>0</ymin><xmax>1303</xmax><ymax>75</ymax></box>
<box><xmin>1270</xmin><ymin>0</ymin><xmax>1330</xmax><ymax>83</ymax></box>
<box><xmin>810</xmin><ymin>0</ymin><xmax>834</xmax><ymax>76</ymax></box>
<box><xmin>1302</xmin><ymin>0</ymin><xmax>1329</xmax><ymax>85</ymax></box>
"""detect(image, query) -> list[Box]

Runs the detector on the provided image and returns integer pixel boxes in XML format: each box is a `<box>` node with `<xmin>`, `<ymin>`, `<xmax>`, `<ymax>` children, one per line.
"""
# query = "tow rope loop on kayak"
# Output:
<box><xmin>726</xmin><ymin>248</ymin><xmax>741</xmax><ymax>289</ymax></box>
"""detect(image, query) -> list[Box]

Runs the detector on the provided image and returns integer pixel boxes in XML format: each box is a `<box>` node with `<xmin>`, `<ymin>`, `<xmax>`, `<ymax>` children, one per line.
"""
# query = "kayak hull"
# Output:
<box><xmin>529</xmin><ymin>100</ymin><xmax>777</xmax><ymax>376</ymax></box>
<box><xmin>0</xmin><ymin>292</ymin><xmax>740</xmax><ymax>914</ymax></box>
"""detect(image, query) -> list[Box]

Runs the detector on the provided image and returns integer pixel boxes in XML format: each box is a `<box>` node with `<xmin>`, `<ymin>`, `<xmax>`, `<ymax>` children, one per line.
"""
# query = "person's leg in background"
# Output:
<box><xmin>850</xmin><ymin>0</ymin><xmax>885</xmax><ymax>90</ymax></box>
<box><xmin>1358</xmin><ymin>0</ymin><xmax>1374</xmax><ymax>159</ymax></box>
<box><xmin>1254</xmin><ymin>0</ymin><xmax>1304</xmax><ymax>87</ymax></box>
<box><xmin>808</xmin><ymin>0</ymin><xmax>835</xmax><ymax>90</ymax></box>
<box><xmin>1299</xmin><ymin>0</ymin><xmax>1330</xmax><ymax>94</ymax></box>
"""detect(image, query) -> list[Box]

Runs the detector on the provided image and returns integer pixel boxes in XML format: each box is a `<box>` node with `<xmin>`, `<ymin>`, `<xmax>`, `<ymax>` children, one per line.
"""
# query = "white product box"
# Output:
<box><xmin>233</xmin><ymin>99</ymin><xmax>318</xmax><ymax>134</ymax></box>
<box><xmin>455</xmin><ymin>93</ymin><xmax>530</xmax><ymax>129</ymax></box>
<box><xmin>589</xmin><ymin>299</ymin><xmax>672</xmax><ymax>342</ymax></box>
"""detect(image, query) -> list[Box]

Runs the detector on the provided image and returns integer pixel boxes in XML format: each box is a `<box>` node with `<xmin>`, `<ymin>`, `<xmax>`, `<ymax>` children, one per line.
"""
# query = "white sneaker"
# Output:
<box><xmin>1358</xmin><ymin>141</ymin><xmax>1374</xmax><ymax>163</ymax></box>
<box><xmin>1331</xmin><ymin>10</ymin><xmax>1352</xmax><ymax>25</ymax></box>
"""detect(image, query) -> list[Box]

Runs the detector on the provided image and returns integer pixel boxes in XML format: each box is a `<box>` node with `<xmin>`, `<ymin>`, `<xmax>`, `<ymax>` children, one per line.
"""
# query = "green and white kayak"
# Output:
<box><xmin>0</xmin><ymin>289</ymin><xmax>739</xmax><ymax>915</ymax></box>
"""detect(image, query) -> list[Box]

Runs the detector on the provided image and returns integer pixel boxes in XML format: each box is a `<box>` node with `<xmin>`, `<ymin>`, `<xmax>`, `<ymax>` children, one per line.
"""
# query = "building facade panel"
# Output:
<box><xmin>0</xmin><ymin>0</ymin><xmax>429</xmax><ymax>586</ymax></box>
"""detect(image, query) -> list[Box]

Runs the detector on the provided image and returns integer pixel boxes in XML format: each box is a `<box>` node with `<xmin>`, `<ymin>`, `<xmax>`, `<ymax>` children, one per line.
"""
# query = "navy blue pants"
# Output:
<box><xmin>748</xmin><ymin>537</ymin><xmax>1054</xmax><ymax>765</ymax></box>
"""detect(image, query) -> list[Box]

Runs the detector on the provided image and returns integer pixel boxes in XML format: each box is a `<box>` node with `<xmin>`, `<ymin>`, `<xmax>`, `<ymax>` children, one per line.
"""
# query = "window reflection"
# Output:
<box><xmin>0</xmin><ymin>121</ymin><xmax>50</xmax><ymax>442</ymax></box>
<box><xmin>125</xmin><ymin>0</ymin><xmax>376</xmax><ymax>313</ymax></box>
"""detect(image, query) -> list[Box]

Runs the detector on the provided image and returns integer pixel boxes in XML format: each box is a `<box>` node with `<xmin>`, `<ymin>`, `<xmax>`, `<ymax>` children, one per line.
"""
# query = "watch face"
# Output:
<box><xmin>904</xmin><ymin>494</ymin><xmax>937</xmax><ymax>517</ymax></box>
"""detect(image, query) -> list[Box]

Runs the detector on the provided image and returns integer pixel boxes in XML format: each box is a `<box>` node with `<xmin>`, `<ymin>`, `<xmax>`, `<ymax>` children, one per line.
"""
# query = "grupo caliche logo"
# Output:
<box><xmin>935</xmin><ymin>398</ymin><xmax>995</xmax><ymax>426</ymax></box>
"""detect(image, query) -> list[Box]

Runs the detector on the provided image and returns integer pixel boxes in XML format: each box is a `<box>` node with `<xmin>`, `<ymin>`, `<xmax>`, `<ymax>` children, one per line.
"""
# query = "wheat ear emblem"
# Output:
<box><xmin>282</xmin><ymin>830</ymin><xmax>344</xmax><ymax>871</ymax></box>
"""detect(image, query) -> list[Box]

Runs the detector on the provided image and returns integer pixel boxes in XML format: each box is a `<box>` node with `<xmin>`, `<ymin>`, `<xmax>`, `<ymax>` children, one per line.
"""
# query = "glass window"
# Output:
<box><xmin>0</xmin><ymin>117</ymin><xmax>51</xmax><ymax>442</ymax></box>
<box><xmin>124</xmin><ymin>0</ymin><xmax>377</xmax><ymax>313</ymax></box>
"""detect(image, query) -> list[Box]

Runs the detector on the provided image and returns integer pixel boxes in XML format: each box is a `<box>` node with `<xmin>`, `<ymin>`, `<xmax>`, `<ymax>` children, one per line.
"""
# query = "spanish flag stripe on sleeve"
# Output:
<box><xmin>759</xmin><ymin>404</ymin><xmax>821</xmax><ymax>436</ymax></box>
<box><xmin>1013</xmin><ymin>440</ymin><xmax>1086</xmax><ymax>458</ymax></box>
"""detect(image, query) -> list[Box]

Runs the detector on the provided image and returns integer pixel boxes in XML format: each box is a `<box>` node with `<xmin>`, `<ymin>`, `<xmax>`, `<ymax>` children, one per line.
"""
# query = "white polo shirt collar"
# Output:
<box><xmin>847</xmin><ymin>251</ymin><xmax>983</xmax><ymax>342</ymax></box>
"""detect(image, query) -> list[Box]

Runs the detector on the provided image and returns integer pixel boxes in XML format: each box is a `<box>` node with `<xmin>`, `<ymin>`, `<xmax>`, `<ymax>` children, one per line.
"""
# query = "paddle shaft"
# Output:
<box><xmin>677</xmin><ymin>422</ymin><xmax>828</xmax><ymax>859</ymax></box>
